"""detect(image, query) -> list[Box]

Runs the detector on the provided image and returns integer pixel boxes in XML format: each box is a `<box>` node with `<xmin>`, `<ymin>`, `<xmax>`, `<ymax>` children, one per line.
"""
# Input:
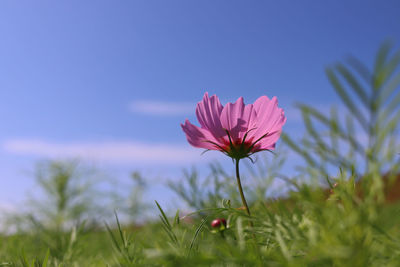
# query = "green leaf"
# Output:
<box><xmin>155</xmin><ymin>201</ymin><xmax>179</xmax><ymax>245</ymax></box>
<box><xmin>275</xmin><ymin>229</ymin><xmax>291</xmax><ymax>261</ymax></box>
<box><xmin>188</xmin><ymin>216</ymin><xmax>209</xmax><ymax>257</ymax></box>
<box><xmin>105</xmin><ymin>222</ymin><xmax>122</xmax><ymax>253</ymax></box>
<box><xmin>297</xmin><ymin>104</ymin><xmax>364</xmax><ymax>154</ymax></box>
<box><xmin>336</xmin><ymin>63</ymin><xmax>370</xmax><ymax>108</ymax></box>
<box><xmin>41</xmin><ymin>249</ymin><xmax>50</xmax><ymax>267</ymax></box>
<box><xmin>281</xmin><ymin>133</ymin><xmax>317</xmax><ymax>167</ymax></box>
<box><xmin>374</xmin><ymin>41</ymin><xmax>393</xmax><ymax>77</ymax></box>
<box><xmin>374</xmin><ymin>45</ymin><xmax>400</xmax><ymax>89</ymax></box>
<box><xmin>155</xmin><ymin>201</ymin><xmax>172</xmax><ymax>229</ymax></box>
<box><xmin>347</xmin><ymin>56</ymin><xmax>372</xmax><ymax>83</ymax></box>
<box><xmin>326</xmin><ymin>67</ymin><xmax>369</xmax><ymax>131</ymax></box>
<box><xmin>173</xmin><ymin>209</ymin><xmax>180</xmax><ymax>226</ymax></box>
<box><xmin>301</xmin><ymin>108</ymin><xmax>328</xmax><ymax>153</ymax></box>
<box><xmin>382</xmin><ymin>88</ymin><xmax>400</xmax><ymax>125</ymax></box>
<box><xmin>19</xmin><ymin>249</ymin><xmax>30</xmax><ymax>267</ymax></box>
<box><xmin>378</xmin><ymin>71</ymin><xmax>400</xmax><ymax>108</ymax></box>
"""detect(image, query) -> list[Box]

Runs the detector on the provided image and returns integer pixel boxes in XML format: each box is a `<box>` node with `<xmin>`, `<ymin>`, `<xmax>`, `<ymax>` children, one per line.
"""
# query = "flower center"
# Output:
<box><xmin>223</xmin><ymin>139</ymin><xmax>256</xmax><ymax>159</ymax></box>
<box><xmin>202</xmin><ymin>129</ymin><xmax>271</xmax><ymax>160</ymax></box>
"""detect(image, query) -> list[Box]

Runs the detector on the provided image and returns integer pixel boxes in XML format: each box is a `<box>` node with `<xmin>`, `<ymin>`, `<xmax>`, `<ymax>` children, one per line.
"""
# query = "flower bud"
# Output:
<box><xmin>211</xmin><ymin>218</ymin><xmax>227</xmax><ymax>228</ymax></box>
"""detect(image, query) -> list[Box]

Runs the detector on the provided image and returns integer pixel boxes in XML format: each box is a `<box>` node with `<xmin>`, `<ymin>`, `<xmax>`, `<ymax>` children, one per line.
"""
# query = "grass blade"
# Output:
<box><xmin>336</xmin><ymin>63</ymin><xmax>370</xmax><ymax>108</ymax></box>
<box><xmin>326</xmin><ymin>67</ymin><xmax>369</xmax><ymax>131</ymax></box>
<box><xmin>188</xmin><ymin>216</ymin><xmax>209</xmax><ymax>257</ymax></box>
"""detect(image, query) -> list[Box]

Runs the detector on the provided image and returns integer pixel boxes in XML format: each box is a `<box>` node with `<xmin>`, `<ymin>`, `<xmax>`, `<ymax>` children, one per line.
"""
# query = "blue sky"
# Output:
<box><xmin>0</xmin><ymin>0</ymin><xmax>399</xmax><ymax>212</ymax></box>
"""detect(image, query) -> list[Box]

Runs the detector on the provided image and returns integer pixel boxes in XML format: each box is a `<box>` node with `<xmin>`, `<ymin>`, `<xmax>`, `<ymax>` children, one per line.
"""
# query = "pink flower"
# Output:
<box><xmin>181</xmin><ymin>92</ymin><xmax>286</xmax><ymax>160</ymax></box>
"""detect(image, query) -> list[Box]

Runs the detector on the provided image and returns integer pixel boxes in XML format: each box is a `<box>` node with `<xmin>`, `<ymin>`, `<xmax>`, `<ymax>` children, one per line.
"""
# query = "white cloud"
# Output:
<box><xmin>129</xmin><ymin>100</ymin><xmax>195</xmax><ymax>116</ymax></box>
<box><xmin>2</xmin><ymin>139</ymin><xmax>215</xmax><ymax>165</ymax></box>
<box><xmin>0</xmin><ymin>202</ymin><xmax>17</xmax><ymax>214</ymax></box>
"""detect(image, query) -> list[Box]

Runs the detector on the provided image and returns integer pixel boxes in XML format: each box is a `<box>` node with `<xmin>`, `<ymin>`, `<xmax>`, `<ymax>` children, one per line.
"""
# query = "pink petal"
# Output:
<box><xmin>181</xmin><ymin>119</ymin><xmax>225</xmax><ymax>150</ymax></box>
<box><xmin>256</xmin><ymin>127</ymin><xmax>285</xmax><ymax>151</ymax></box>
<box><xmin>238</xmin><ymin>104</ymin><xmax>258</xmax><ymax>140</ymax></box>
<box><xmin>220</xmin><ymin>97</ymin><xmax>248</xmax><ymax>142</ymax></box>
<box><xmin>251</xmin><ymin>96</ymin><xmax>286</xmax><ymax>141</ymax></box>
<box><xmin>195</xmin><ymin>92</ymin><xmax>225</xmax><ymax>138</ymax></box>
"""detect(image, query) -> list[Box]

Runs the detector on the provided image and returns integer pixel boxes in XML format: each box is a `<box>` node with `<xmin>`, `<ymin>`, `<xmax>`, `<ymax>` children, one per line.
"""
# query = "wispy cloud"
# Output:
<box><xmin>3</xmin><ymin>139</ymin><xmax>215</xmax><ymax>165</ymax></box>
<box><xmin>0</xmin><ymin>202</ymin><xmax>17</xmax><ymax>214</ymax></box>
<box><xmin>129</xmin><ymin>100</ymin><xmax>196</xmax><ymax>116</ymax></box>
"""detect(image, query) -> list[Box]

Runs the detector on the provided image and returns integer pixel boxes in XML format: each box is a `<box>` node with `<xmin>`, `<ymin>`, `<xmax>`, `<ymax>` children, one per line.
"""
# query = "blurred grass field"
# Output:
<box><xmin>1</xmin><ymin>176</ymin><xmax>400</xmax><ymax>266</ymax></box>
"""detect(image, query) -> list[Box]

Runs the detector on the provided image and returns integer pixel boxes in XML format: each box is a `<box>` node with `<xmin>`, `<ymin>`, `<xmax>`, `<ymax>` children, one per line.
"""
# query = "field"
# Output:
<box><xmin>1</xmin><ymin>174</ymin><xmax>400</xmax><ymax>266</ymax></box>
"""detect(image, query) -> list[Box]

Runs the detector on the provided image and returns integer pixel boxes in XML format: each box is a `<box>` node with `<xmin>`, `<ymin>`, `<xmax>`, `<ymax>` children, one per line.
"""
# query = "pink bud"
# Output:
<box><xmin>211</xmin><ymin>218</ymin><xmax>227</xmax><ymax>228</ymax></box>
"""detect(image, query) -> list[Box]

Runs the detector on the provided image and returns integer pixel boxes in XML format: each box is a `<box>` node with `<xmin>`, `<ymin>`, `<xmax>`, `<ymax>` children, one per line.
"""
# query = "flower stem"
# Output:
<box><xmin>235</xmin><ymin>159</ymin><xmax>251</xmax><ymax>217</ymax></box>
<box><xmin>235</xmin><ymin>159</ymin><xmax>259</xmax><ymax>255</ymax></box>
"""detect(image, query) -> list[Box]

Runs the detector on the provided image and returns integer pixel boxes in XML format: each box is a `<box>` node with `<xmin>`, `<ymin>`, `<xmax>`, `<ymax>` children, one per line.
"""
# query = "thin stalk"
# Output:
<box><xmin>235</xmin><ymin>159</ymin><xmax>252</xmax><ymax>219</ymax></box>
<box><xmin>235</xmin><ymin>159</ymin><xmax>259</xmax><ymax>255</ymax></box>
<box><xmin>235</xmin><ymin>159</ymin><xmax>251</xmax><ymax>216</ymax></box>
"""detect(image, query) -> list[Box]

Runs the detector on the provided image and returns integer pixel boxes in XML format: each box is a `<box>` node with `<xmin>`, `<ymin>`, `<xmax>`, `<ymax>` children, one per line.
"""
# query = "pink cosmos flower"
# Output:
<box><xmin>181</xmin><ymin>92</ymin><xmax>286</xmax><ymax>160</ymax></box>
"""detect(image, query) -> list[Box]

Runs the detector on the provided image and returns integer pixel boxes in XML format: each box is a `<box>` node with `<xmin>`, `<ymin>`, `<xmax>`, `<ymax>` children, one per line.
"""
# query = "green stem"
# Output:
<box><xmin>235</xmin><ymin>159</ymin><xmax>251</xmax><ymax>217</ymax></box>
<box><xmin>235</xmin><ymin>159</ymin><xmax>259</xmax><ymax>254</ymax></box>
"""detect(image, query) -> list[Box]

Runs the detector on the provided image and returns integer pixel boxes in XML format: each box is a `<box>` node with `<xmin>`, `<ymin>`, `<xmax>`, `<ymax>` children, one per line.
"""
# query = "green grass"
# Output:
<box><xmin>1</xmin><ymin>176</ymin><xmax>400</xmax><ymax>266</ymax></box>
